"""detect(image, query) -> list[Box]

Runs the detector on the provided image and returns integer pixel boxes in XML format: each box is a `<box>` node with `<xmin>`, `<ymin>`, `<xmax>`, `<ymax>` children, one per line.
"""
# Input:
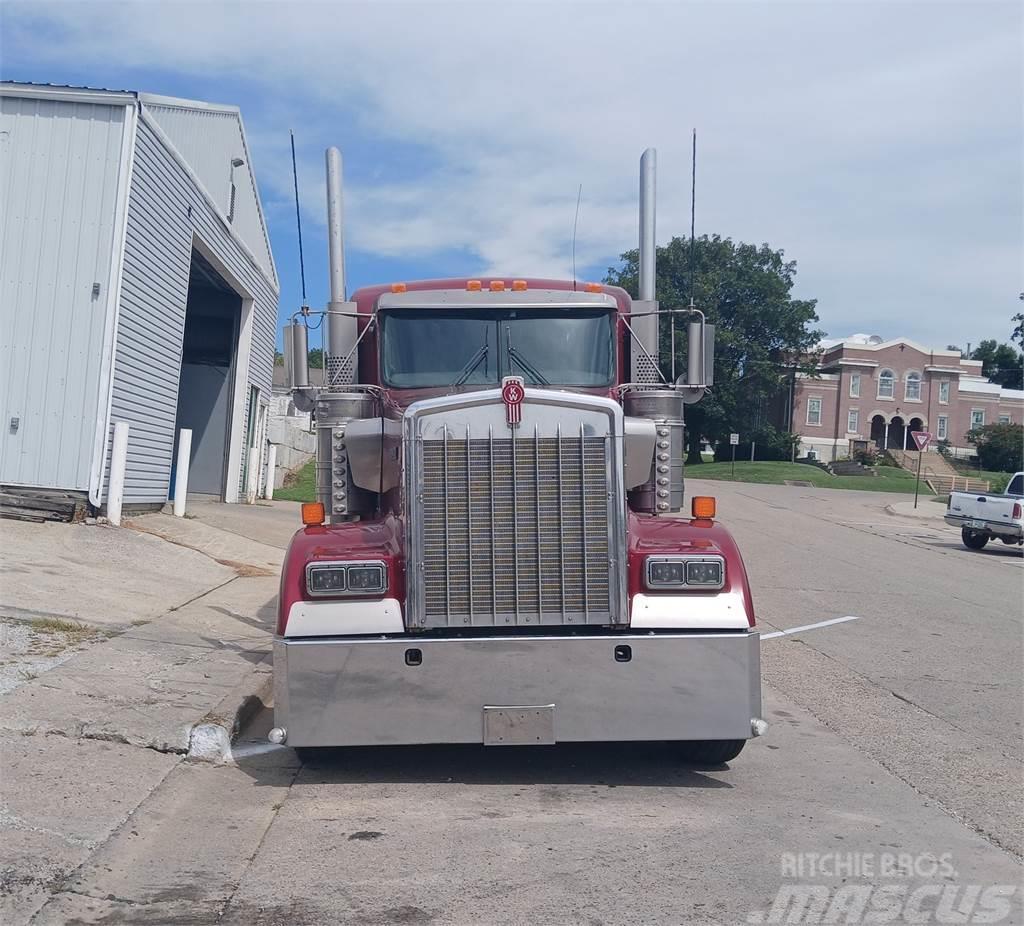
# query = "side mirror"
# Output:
<box><xmin>677</xmin><ymin>321</ymin><xmax>714</xmax><ymax>401</ymax></box>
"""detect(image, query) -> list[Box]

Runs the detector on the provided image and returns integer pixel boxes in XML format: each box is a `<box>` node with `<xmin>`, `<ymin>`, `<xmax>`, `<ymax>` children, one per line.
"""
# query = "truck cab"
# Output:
<box><xmin>271</xmin><ymin>150</ymin><xmax>765</xmax><ymax>764</ymax></box>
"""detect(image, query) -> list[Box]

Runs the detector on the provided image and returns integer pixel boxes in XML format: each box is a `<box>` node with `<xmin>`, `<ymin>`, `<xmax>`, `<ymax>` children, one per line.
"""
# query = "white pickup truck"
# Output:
<box><xmin>945</xmin><ymin>471</ymin><xmax>1023</xmax><ymax>550</ymax></box>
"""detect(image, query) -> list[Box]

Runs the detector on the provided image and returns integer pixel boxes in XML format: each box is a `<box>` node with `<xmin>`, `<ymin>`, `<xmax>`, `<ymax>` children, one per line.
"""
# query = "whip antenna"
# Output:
<box><xmin>290</xmin><ymin>130</ymin><xmax>308</xmax><ymax>307</ymax></box>
<box><xmin>571</xmin><ymin>183</ymin><xmax>582</xmax><ymax>290</ymax></box>
<box><xmin>689</xmin><ymin>128</ymin><xmax>697</xmax><ymax>308</ymax></box>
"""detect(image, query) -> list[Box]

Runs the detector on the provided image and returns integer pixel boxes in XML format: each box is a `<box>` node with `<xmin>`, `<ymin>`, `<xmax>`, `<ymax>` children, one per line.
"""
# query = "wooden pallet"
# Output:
<box><xmin>0</xmin><ymin>488</ymin><xmax>89</xmax><ymax>523</ymax></box>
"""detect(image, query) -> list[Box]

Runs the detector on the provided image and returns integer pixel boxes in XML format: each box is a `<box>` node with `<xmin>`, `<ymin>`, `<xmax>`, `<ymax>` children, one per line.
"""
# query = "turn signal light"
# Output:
<box><xmin>466</xmin><ymin>280</ymin><xmax>482</xmax><ymax>291</ymax></box>
<box><xmin>301</xmin><ymin>502</ymin><xmax>325</xmax><ymax>526</ymax></box>
<box><xmin>584</xmin><ymin>282</ymin><xmax>602</xmax><ymax>293</ymax></box>
<box><xmin>512</xmin><ymin>280</ymin><xmax>528</xmax><ymax>291</ymax></box>
<box><xmin>1014</xmin><ymin>502</ymin><xmax>1022</xmax><ymax>519</ymax></box>
<box><xmin>489</xmin><ymin>280</ymin><xmax>505</xmax><ymax>292</ymax></box>
<box><xmin>692</xmin><ymin>496</ymin><xmax>716</xmax><ymax>520</ymax></box>
<box><xmin>390</xmin><ymin>282</ymin><xmax>407</xmax><ymax>293</ymax></box>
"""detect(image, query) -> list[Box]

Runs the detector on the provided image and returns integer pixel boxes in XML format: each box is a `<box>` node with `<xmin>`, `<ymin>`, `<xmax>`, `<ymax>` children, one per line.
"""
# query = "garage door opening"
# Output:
<box><xmin>172</xmin><ymin>249</ymin><xmax>243</xmax><ymax>499</ymax></box>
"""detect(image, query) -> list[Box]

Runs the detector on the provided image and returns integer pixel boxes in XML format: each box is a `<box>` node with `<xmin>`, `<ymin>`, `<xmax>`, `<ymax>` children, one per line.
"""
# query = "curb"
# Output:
<box><xmin>187</xmin><ymin>651</ymin><xmax>273</xmax><ymax>763</ymax></box>
<box><xmin>884</xmin><ymin>503</ymin><xmax>946</xmax><ymax>523</ymax></box>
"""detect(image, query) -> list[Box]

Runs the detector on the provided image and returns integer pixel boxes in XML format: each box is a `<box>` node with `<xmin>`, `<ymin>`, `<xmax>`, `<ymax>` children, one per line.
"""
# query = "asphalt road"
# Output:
<box><xmin>36</xmin><ymin>483</ymin><xmax>1023</xmax><ymax>926</ymax></box>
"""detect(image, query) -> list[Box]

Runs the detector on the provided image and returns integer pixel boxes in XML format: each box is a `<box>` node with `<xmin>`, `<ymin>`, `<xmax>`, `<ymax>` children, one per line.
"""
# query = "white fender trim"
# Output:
<box><xmin>630</xmin><ymin>593</ymin><xmax>750</xmax><ymax>629</ymax></box>
<box><xmin>285</xmin><ymin>598</ymin><xmax>404</xmax><ymax>637</ymax></box>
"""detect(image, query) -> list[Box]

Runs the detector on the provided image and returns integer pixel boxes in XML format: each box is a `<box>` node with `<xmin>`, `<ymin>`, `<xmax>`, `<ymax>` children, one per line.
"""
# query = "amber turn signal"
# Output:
<box><xmin>691</xmin><ymin>496</ymin><xmax>716</xmax><ymax>520</ymax></box>
<box><xmin>301</xmin><ymin>502</ymin><xmax>326</xmax><ymax>526</ymax></box>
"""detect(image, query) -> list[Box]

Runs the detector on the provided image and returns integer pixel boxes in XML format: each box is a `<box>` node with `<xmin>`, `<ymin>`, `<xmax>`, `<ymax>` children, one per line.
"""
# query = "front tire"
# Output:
<box><xmin>679</xmin><ymin>739</ymin><xmax>746</xmax><ymax>765</ymax></box>
<box><xmin>961</xmin><ymin>527</ymin><xmax>989</xmax><ymax>550</ymax></box>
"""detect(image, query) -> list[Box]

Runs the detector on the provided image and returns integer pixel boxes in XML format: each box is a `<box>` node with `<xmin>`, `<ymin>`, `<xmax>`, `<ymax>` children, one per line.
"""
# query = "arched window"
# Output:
<box><xmin>877</xmin><ymin>369</ymin><xmax>895</xmax><ymax>399</ymax></box>
<box><xmin>905</xmin><ymin>371</ymin><xmax>921</xmax><ymax>401</ymax></box>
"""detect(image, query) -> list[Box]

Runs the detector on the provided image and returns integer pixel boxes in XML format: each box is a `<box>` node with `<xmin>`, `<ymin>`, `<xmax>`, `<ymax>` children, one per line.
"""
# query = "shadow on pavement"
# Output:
<box><xmin>233</xmin><ymin>709</ymin><xmax>737</xmax><ymax>789</ymax></box>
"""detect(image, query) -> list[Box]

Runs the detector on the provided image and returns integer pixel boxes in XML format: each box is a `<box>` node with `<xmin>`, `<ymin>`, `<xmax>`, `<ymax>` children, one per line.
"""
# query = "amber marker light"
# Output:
<box><xmin>390</xmin><ymin>282</ymin><xmax>407</xmax><ymax>293</ymax></box>
<box><xmin>466</xmin><ymin>280</ymin><xmax>482</xmax><ymax>291</ymax></box>
<box><xmin>301</xmin><ymin>502</ymin><xmax>326</xmax><ymax>526</ymax></box>
<box><xmin>584</xmin><ymin>282</ymin><xmax>603</xmax><ymax>293</ymax></box>
<box><xmin>489</xmin><ymin>280</ymin><xmax>506</xmax><ymax>291</ymax></box>
<box><xmin>691</xmin><ymin>496</ymin><xmax>716</xmax><ymax>520</ymax></box>
<box><xmin>512</xmin><ymin>280</ymin><xmax>528</xmax><ymax>291</ymax></box>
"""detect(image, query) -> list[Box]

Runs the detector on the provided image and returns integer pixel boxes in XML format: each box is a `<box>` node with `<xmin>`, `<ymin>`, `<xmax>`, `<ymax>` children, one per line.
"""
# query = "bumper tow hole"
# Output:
<box><xmin>405</xmin><ymin>648</ymin><xmax>422</xmax><ymax>667</ymax></box>
<box><xmin>614</xmin><ymin>644</ymin><xmax>632</xmax><ymax>663</ymax></box>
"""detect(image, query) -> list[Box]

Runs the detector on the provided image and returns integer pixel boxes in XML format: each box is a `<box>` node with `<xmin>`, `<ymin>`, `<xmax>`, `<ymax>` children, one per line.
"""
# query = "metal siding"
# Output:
<box><xmin>142</xmin><ymin>103</ymin><xmax>276</xmax><ymax>286</ymax></box>
<box><xmin>107</xmin><ymin>117</ymin><xmax>277</xmax><ymax>504</ymax></box>
<box><xmin>0</xmin><ymin>96</ymin><xmax>126</xmax><ymax>490</ymax></box>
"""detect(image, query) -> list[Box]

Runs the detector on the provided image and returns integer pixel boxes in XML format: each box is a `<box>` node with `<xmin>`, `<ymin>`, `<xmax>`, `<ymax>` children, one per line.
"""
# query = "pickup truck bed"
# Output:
<box><xmin>945</xmin><ymin>472</ymin><xmax>1023</xmax><ymax>550</ymax></box>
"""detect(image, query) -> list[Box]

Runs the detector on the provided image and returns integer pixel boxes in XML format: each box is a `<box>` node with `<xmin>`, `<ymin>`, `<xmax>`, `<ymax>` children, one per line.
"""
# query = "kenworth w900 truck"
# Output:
<box><xmin>271</xmin><ymin>147</ymin><xmax>765</xmax><ymax>763</ymax></box>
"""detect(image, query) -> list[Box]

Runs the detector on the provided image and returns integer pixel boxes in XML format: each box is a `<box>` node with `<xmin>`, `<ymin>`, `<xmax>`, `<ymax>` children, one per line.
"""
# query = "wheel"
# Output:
<box><xmin>961</xmin><ymin>527</ymin><xmax>989</xmax><ymax>550</ymax></box>
<box><xmin>679</xmin><ymin>739</ymin><xmax>746</xmax><ymax>765</ymax></box>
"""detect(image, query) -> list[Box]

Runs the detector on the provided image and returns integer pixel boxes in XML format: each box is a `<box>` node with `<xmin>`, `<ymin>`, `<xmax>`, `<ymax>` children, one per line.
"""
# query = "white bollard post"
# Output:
<box><xmin>264</xmin><ymin>444</ymin><xmax>277</xmax><ymax>500</ymax></box>
<box><xmin>107</xmin><ymin>421</ymin><xmax>129</xmax><ymax>526</ymax></box>
<box><xmin>173</xmin><ymin>428</ymin><xmax>192</xmax><ymax>517</ymax></box>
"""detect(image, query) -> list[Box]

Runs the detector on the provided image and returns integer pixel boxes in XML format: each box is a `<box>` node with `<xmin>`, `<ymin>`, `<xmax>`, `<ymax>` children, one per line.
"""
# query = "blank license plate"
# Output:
<box><xmin>483</xmin><ymin>705</ymin><xmax>555</xmax><ymax>745</ymax></box>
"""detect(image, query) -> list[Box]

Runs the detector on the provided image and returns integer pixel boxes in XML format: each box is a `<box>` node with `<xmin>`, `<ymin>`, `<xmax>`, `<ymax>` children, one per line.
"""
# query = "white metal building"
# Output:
<box><xmin>0</xmin><ymin>82</ymin><xmax>279</xmax><ymax>508</ymax></box>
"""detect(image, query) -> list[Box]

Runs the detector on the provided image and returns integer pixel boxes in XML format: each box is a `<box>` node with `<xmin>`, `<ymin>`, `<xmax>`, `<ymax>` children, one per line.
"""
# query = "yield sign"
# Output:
<box><xmin>911</xmin><ymin>430</ymin><xmax>932</xmax><ymax>451</ymax></box>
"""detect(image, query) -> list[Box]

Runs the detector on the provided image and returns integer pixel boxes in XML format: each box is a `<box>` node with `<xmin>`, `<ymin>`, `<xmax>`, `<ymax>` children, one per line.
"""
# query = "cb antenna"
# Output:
<box><xmin>571</xmin><ymin>183</ymin><xmax>583</xmax><ymax>291</ymax></box>
<box><xmin>689</xmin><ymin>128</ymin><xmax>697</xmax><ymax>309</ymax></box>
<box><xmin>290</xmin><ymin>130</ymin><xmax>308</xmax><ymax>309</ymax></box>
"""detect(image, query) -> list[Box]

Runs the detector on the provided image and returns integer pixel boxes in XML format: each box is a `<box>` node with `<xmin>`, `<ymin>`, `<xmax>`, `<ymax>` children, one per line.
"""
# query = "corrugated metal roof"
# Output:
<box><xmin>0</xmin><ymin>79</ymin><xmax>136</xmax><ymax>94</ymax></box>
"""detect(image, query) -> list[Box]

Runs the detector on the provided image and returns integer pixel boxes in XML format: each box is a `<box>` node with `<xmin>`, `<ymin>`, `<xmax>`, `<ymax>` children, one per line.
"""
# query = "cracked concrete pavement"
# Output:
<box><xmin>2</xmin><ymin>483</ymin><xmax>1021</xmax><ymax>925</ymax></box>
<box><xmin>0</xmin><ymin>499</ymin><xmax>301</xmax><ymax>923</ymax></box>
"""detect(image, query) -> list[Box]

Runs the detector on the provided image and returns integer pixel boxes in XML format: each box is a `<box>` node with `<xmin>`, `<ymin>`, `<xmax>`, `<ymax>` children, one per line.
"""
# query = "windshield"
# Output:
<box><xmin>380</xmin><ymin>308</ymin><xmax>615</xmax><ymax>388</ymax></box>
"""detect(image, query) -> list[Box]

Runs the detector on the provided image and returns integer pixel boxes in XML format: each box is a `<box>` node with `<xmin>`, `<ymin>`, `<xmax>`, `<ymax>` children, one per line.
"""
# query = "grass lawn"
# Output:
<box><xmin>686</xmin><ymin>460</ymin><xmax>934</xmax><ymax>494</ymax></box>
<box><xmin>274</xmin><ymin>458</ymin><xmax>316</xmax><ymax>502</ymax></box>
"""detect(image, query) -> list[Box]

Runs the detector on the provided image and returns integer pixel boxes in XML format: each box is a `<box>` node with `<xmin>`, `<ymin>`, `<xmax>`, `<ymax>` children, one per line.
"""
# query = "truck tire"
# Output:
<box><xmin>679</xmin><ymin>739</ymin><xmax>746</xmax><ymax>765</ymax></box>
<box><xmin>961</xmin><ymin>528</ymin><xmax>989</xmax><ymax>550</ymax></box>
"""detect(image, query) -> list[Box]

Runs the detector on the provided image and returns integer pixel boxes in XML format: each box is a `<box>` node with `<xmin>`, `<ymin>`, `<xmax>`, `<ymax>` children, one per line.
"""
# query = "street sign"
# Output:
<box><xmin>911</xmin><ymin>431</ymin><xmax>931</xmax><ymax>452</ymax></box>
<box><xmin>729</xmin><ymin>433</ymin><xmax>739</xmax><ymax>445</ymax></box>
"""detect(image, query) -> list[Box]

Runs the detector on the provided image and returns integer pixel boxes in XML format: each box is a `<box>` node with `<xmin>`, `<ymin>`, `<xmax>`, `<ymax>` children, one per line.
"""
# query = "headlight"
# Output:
<box><xmin>645</xmin><ymin>555</ymin><xmax>725</xmax><ymax>591</ymax></box>
<box><xmin>306</xmin><ymin>561</ymin><xmax>388</xmax><ymax>598</ymax></box>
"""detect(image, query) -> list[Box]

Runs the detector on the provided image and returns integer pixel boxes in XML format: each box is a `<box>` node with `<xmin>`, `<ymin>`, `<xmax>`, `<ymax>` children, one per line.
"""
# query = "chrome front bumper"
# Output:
<box><xmin>273</xmin><ymin>631</ymin><xmax>762</xmax><ymax>748</ymax></box>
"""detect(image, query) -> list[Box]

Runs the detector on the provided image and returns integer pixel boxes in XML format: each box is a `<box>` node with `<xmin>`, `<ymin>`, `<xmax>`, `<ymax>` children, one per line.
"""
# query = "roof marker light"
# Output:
<box><xmin>466</xmin><ymin>280</ymin><xmax>482</xmax><ymax>291</ymax></box>
<box><xmin>489</xmin><ymin>280</ymin><xmax>505</xmax><ymax>292</ymax></box>
<box><xmin>584</xmin><ymin>282</ymin><xmax>603</xmax><ymax>293</ymax></box>
<box><xmin>512</xmin><ymin>280</ymin><xmax>528</xmax><ymax>291</ymax></box>
<box><xmin>390</xmin><ymin>282</ymin><xmax>407</xmax><ymax>293</ymax></box>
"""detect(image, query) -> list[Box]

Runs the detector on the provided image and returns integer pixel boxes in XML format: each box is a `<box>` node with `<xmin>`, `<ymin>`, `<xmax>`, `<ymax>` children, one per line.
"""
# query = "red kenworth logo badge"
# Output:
<box><xmin>501</xmin><ymin>376</ymin><xmax>525</xmax><ymax>427</ymax></box>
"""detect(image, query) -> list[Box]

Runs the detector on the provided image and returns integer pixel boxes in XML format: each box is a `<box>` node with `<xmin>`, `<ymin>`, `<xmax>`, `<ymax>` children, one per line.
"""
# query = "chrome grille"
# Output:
<box><xmin>419</xmin><ymin>426</ymin><xmax>612</xmax><ymax>627</ymax></box>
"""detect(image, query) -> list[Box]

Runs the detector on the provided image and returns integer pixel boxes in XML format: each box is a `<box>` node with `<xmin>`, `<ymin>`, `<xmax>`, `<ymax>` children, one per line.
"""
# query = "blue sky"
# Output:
<box><xmin>3</xmin><ymin>1</ymin><xmax>1021</xmax><ymax>353</ymax></box>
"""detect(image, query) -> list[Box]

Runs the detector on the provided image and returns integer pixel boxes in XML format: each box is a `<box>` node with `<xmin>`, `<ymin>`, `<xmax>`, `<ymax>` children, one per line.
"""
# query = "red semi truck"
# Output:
<box><xmin>271</xmin><ymin>148</ymin><xmax>765</xmax><ymax>762</ymax></box>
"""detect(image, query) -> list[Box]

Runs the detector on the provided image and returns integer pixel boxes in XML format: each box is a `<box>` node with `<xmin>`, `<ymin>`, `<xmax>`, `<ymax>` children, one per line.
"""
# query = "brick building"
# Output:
<box><xmin>783</xmin><ymin>335</ymin><xmax>1024</xmax><ymax>461</ymax></box>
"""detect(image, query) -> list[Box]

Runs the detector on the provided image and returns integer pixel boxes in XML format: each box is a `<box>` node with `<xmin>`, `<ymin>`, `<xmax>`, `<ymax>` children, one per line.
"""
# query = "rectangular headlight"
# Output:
<box><xmin>645</xmin><ymin>555</ymin><xmax>725</xmax><ymax>591</ymax></box>
<box><xmin>305</xmin><ymin>561</ymin><xmax>388</xmax><ymax>598</ymax></box>
<box><xmin>685</xmin><ymin>559</ymin><xmax>723</xmax><ymax>587</ymax></box>
<box><xmin>346</xmin><ymin>563</ymin><xmax>386</xmax><ymax>593</ymax></box>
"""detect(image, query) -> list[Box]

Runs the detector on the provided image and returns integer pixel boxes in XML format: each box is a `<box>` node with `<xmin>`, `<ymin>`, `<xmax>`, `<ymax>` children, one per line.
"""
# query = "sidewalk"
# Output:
<box><xmin>0</xmin><ymin>499</ymin><xmax>300</xmax><ymax>924</ymax></box>
<box><xmin>885</xmin><ymin>499</ymin><xmax>948</xmax><ymax>521</ymax></box>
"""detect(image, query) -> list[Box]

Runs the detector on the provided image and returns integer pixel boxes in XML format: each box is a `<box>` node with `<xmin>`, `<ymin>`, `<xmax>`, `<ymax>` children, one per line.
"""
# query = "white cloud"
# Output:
<box><xmin>3</xmin><ymin>0</ymin><xmax>1021</xmax><ymax>345</ymax></box>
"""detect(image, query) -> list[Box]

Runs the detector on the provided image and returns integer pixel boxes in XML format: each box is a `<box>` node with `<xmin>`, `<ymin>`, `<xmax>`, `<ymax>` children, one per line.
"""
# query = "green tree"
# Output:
<box><xmin>1011</xmin><ymin>310</ymin><xmax>1024</xmax><ymax>351</ymax></box>
<box><xmin>970</xmin><ymin>340</ymin><xmax>1023</xmax><ymax>390</ymax></box>
<box><xmin>308</xmin><ymin>348</ymin><xmax>324</xmax><ymax>370</ymax></box>
<box><xmin>606</xmin><ymin>235</ymin><xmax>823</xmax><ymax>462</ymax></box>
<box><xmin>966</xmin><ymin>422</ymin><xmax>1024</xmax><ymax>473</ymax></box>
<box><xmin>274</xmin><ymin>350</ymin><xmax>284</xmax><ymax>367</ymax></box>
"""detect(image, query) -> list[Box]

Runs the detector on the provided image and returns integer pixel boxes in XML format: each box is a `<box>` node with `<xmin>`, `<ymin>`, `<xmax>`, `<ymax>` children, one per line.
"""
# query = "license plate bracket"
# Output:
<box><xmin>966</xmin><ymin>519</ymin><xmax>989</xmax><ymax>530</ymax></box>
<box><xmin>483</xmin><ymin>705</ymin><xmax>556</xmax><ymax>745</ymax></box>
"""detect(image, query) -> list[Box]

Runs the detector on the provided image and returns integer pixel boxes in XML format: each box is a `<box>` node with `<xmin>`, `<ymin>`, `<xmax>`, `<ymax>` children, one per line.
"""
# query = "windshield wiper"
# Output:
<box><xmin>505</xmin><ymin>326</ymin><xmax>549</xmax><ymax>385</ymax></box>
<box><xmin>451</xmin><ymin>342</ymin><xmax>489</xmax><ymax>385</ymax></box>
